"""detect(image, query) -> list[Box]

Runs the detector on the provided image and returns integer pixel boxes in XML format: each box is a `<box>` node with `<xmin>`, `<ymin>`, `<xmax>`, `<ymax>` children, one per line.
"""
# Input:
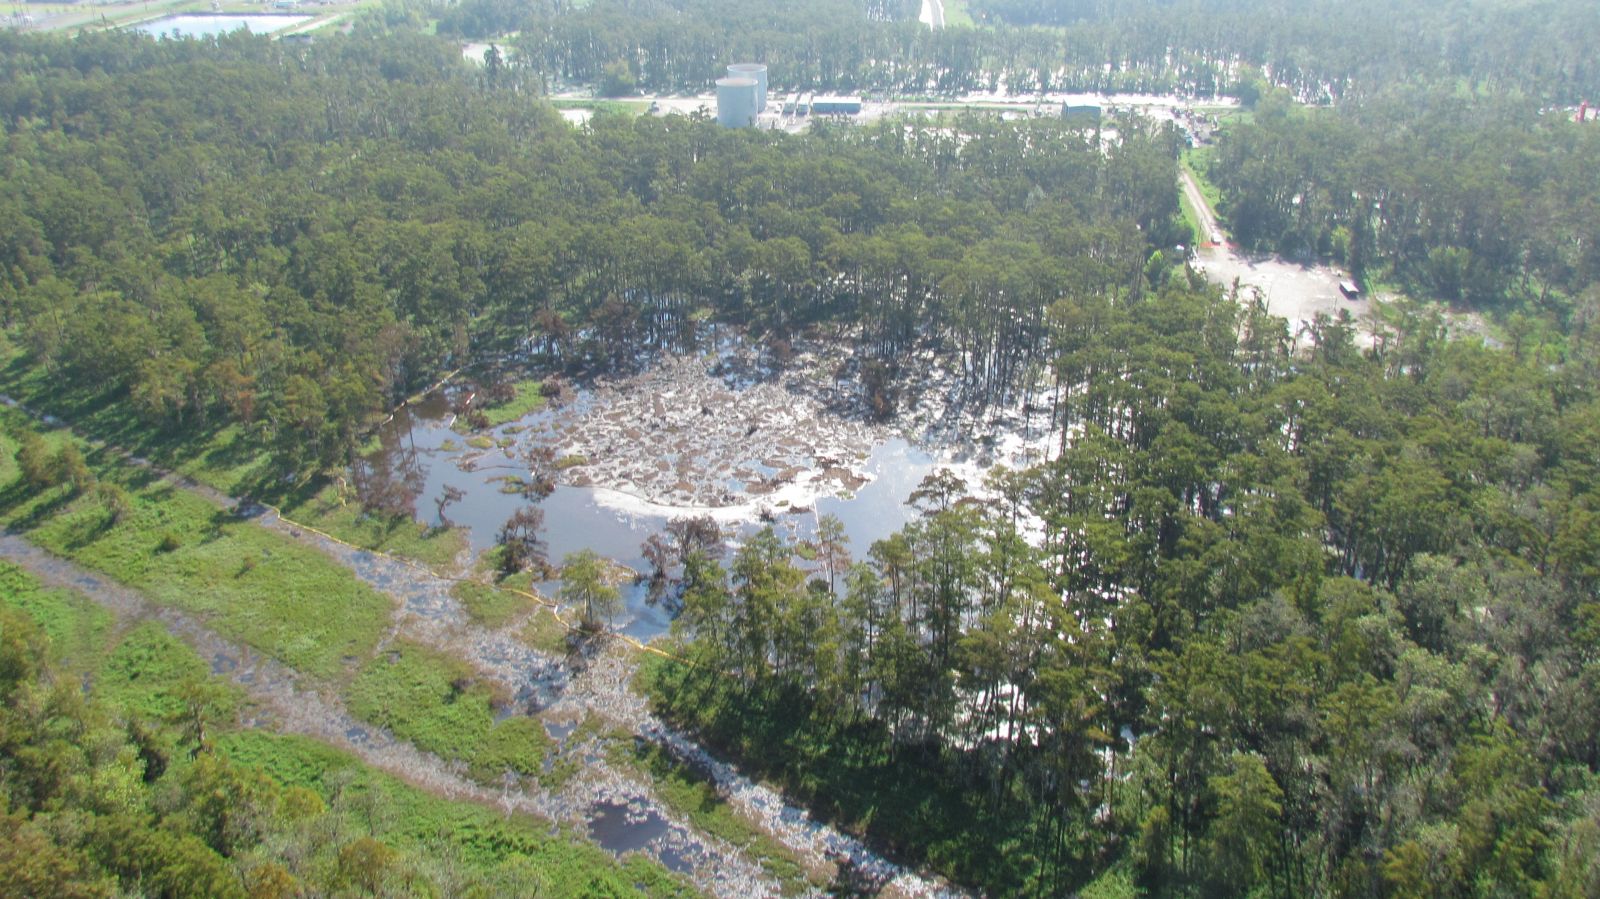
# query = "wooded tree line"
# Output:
<box><xmin>434</xmin><ymin>0</ymin><xmax>1600</xmax><ymax>103</ymax></box>
<box><xmin>1206</xmin><ymin>88</ymin><xmax>1600</xmax><ymax>318</ymax></box>
<box><xmin>651</xmin><ymin>281</ymin><xmax>1600</xmax><ymax>895</ymax></box>
<box><xmin>963</xmin><ymin>0</ymin><xmax>1600</xmax><ymax>104</ymax></box>
<box><xmin>0</xmin><ymin>28</ymin><xmax>1181</xmax><ymax>478</ymax></box>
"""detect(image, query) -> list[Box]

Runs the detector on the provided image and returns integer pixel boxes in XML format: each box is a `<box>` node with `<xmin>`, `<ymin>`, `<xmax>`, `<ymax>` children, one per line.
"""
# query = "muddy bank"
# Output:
<box><xmin>240</xmin><ymin>508</ymin><xmax>788</xmax><ymax>896</ymax></box>
<box><xmin>551</xmin><ymin>640</ymin><xmax>965</xmax><ymax>899</ymax></box>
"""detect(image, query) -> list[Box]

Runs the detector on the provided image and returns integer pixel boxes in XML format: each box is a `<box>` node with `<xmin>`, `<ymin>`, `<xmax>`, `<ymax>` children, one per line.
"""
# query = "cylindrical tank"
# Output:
<box><xmin>726</xmin><ymin>63</ymin><xmax>768</xmax><ymax>112</ymax></box>
<box><xmin>716</xmin><ymin>76</ymin><xmax>759</xmax><ymax>128</ymax></box>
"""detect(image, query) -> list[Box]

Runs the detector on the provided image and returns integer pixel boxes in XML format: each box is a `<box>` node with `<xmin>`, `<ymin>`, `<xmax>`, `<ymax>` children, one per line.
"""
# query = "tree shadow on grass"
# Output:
<box><xmin>198</xmin><ymin>431</ymin><xmax>264</xmax><ymax>477</ymax></box>
<box><xmin>61</xmin><ymin>510</ymin><xmax>116</xmax><ymax>553</ymax></box>
<box><xmin>111</xmin><ymin>464</ymin><xmax>164</xmax><ymax>494</ymax></box>
<box><xmin>0</xmin><ymin>482</ymin><xmax>79</xmax><ymax>533</ymax></box>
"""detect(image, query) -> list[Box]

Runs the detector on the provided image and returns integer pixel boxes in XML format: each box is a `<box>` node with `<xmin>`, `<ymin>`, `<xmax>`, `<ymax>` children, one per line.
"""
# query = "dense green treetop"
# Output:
<box><xmin>1206</xmin><ymin>89</ymin><xmax>1600</xmax><ymax>318</ymax></box>
<box><xmin>0</xmin><ymin>27</ymin><xmax>1181</xmax><ymax>475</ymax></box>
<box><xmin>435</xmin><ymin>0</ymin><xmax>1600</xmax><ymax>102</ymax></box>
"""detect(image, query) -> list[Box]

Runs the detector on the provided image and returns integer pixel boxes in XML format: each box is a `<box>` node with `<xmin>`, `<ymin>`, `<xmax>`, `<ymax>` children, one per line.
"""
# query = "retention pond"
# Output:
<box><xmin>133</xmin><ymin>14</ymin><xmax>311</xmax><ymax>39</ymax></box>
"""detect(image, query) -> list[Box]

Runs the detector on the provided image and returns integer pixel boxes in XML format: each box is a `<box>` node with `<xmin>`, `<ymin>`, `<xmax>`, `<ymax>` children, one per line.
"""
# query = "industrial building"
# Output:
<box><xmin>810</xmin><ymin>95</ymin><xmax>862</xmax><ymax>116</ymax></box>
<box><xmin>727</xmin><ymin>63</ymin><xmax>768</xmax><ymax>112</ymax></box>
<box><xmin>715</xmin><ymin>64</ymin><xmax>863</xmax><ymax>127</ymax></box>
<box><xmin>716</xmin><ymin>76</ymin><xmax>759</xmax><ymax>128</ymax></box>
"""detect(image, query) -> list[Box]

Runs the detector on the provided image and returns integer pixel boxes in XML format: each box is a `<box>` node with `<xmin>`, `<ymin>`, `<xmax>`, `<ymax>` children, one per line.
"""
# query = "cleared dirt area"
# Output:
<box><xmin>1194</xmin><ymin>247</ymin><xmax>1377</xmax><ymax>346</ymax></box>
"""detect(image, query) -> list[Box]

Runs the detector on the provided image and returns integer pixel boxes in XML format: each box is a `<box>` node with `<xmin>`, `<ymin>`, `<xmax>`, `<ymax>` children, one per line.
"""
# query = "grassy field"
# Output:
<box><xmin>0</xmin><ymin>560</ymin><xmax>114</xmax><ymax>665</ymax></box>
<box><xmin>0</xmin><ymin>565</ymin><xmax>241</xmax><ymax>732</ymax></box>
<box><xmin>521</xmin><ymin>604</ymin><xmax>577</xmax><ymax>655</ymax></box>
<box><xmin>100</xmin><ymin>621</ymin><xmax>253</xmax><ymax>722</ymax></box>
<box><xmin>216</xmin><ymin>730</ymin><xmax>696</xmax><ymax>896</ymax></box>
<box><xmin>287</xmin><ymin>481</ymin><xmax>469</xmax><ymax>570</ymax></box>
<box><xmin>452</xmin><ymin>578</ymin><xmax>538</xmax><ymax>629</ymax></box>
<box><xmin>0</xmin><ymin>406</ymin><xmax>393</xmax><ymax>680</ymax></box>
<box><xmin>1178</xmin><ymin>180</ymin><xmax>1205</xmax><ymax>246</ymax></box>
<box><xmin>0</xmin><ymin>353</ymin><xmax>710</xmax><ymax>894</ymax></box>
<box><xmin>0</xmin><ymin>350</ymin><xmax>467</xmax><ymax>570</ymax></box>
<box><xmin>1181</xmin><ymin>148</ymin><xmax>1223</xmax><ymax>212</ymax></box>
<box><xmin>0</xmin><ymin>559</ymin><xmax>692</xmax><ymax>897</ymax></box>
<box><xmin>347</xmin><ymin>640</ymin><xmax>552</xmax><ymax>784</ymax></box>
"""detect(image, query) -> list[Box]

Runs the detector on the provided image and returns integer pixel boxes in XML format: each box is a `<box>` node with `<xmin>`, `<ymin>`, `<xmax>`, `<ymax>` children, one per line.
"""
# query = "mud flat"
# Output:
<box><xmin>480</xmin><ymin>339</ymin><xmax>1057</xmax><ymax>524</ymax></box>
<box><xmin>508</xmin><ymin>346</ymin><xmax>890</xmax><ymax>516</ymax></box>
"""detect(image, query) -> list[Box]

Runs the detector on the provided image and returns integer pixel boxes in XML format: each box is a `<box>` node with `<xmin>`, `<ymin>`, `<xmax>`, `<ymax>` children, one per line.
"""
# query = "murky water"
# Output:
<box><xmin>0</xmin><ymin>391</ymin><xmax>965</xmax><ymax>896</ymax></box>
<box><xmin>370</xmin><ymin>382</ymin><xmax>950</xmax><ymax>641</ymax></box>
<box><xmin>590</xmin><ymin>799</ymin><xmax>672</xmax><ymax>855</ymax></box>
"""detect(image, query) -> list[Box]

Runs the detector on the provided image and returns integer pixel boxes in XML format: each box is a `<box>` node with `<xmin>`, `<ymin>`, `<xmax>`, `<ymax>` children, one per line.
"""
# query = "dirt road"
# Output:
<box><xmin>1181</xmin><ymin>168</ymin><xmax>1225</xmax><ymax>247</ymax></box>
<box><xmin>0</xmin><ymin>394</ymin><xmax>960</xmax><ymax>898</ymax></box>
<box><xmin>1180</xmin><ymin>170</ymin><xmax>1376</xmax><ymax>346</ymax></box>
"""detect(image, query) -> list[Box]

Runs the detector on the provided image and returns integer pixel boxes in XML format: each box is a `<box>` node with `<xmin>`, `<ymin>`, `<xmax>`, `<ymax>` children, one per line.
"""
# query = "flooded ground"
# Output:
<box><xmin>370</xmin><ymin>337</ymin><xmax>1049</xmax><ymax>640</ymax></box>
<box><xmin>4</xmin><ymin>388</ymin><xmax>947</xmax><ymax>892</ymax></box>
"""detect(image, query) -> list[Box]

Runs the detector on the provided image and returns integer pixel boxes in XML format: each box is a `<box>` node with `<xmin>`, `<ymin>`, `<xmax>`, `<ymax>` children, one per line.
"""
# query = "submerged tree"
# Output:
<box><xmin>496</xmin><ymin>506</ymin><xmax>547</xmax><ymax>576</ymax></box>
<box><xmin>523</xmin><ymin>446</ymin><xmax>558</xmax><ymax>501</ymax></box>
<box><xmin>561</xmin><ymin>549</ymin><xmax>621</xmax><ymax>631</ymax></box>
<box><xmin>433</xmin><ymin>484</ymin><xmax>465</xmax><ymax>529</ymax></box>
<box><xmin>643</xmin><ymin>514</ymin><xmax>725</xmax><ymax>605</ymax></box>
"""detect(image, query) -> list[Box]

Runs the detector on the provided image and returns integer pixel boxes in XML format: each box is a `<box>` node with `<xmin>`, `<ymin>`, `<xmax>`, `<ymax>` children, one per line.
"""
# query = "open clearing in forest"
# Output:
<box><xmin>1180</xmin><ymin>166</ymin><xmax>1379</xmax><ymax>344</ymax></box>
<box><xmin>1195</xmin><ymin>248</ymin><xmax>1377</xmax><ymax>344</ymax></box>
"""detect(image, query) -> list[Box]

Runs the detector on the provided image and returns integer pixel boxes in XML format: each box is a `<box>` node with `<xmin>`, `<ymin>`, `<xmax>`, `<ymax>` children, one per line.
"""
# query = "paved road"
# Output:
<box><xmin>919</xmin><ymin>0</ymin><xmax>945</xmax><ymax>29</ymax></box>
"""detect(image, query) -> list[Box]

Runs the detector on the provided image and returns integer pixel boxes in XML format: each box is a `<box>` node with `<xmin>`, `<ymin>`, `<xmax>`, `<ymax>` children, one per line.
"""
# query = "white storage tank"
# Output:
<box><xmin>727</xmin><ymin>63</ymin><xmax>768</xmax><ymax>112</ymax></box>
<box><xmin>716</xmin><ymin>76</ymin><xmax>759</xmax><ymax>128</ymax></box>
